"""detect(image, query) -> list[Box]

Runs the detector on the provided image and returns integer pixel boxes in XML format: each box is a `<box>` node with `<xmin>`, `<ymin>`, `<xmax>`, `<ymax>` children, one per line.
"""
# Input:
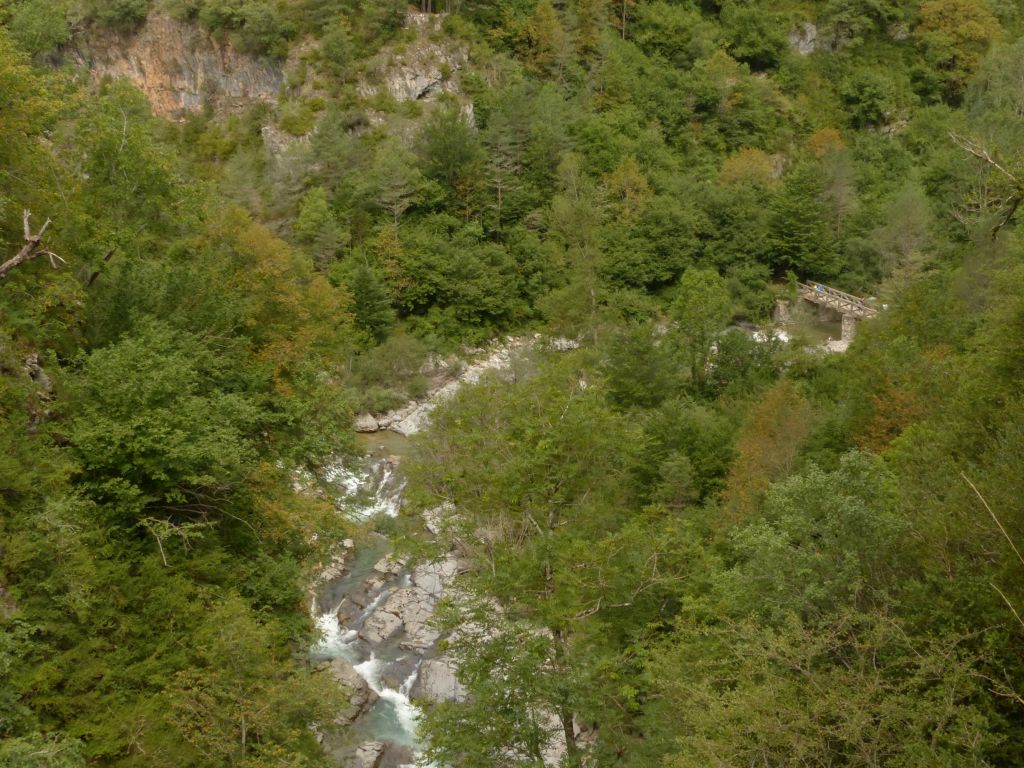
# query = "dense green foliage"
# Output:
<box><xmin>3</xmin><ymin>0</ymin><xmax>1024</xmax><ymax>765</ymax></box>
<box><xmin>0</xmin><ymin>29</ymin><xmax>355</xmax><ymax>767</ymax></box>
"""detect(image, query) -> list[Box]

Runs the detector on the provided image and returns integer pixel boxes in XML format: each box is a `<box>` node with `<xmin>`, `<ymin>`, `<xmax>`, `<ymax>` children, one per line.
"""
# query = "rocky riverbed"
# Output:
<box><xmin>311</xmin><ymin>451</ymin><xmax>466</xmax><ymax>767</ymax></box>
<box><xmin>353</xmin><ymin>337</ymin><xmax>533</xmax><ymax>436</ymax></box>
<box><xmin>310</xmin><ymin>340</ymin><xmax>530</xmax><ymax>766</ymax></box>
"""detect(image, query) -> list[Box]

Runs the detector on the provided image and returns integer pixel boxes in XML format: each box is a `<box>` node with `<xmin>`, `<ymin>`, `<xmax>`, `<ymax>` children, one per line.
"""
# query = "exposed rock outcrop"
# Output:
<box><xmin>353</xmin><ymin>740</ymin><xmax>386</xmax><ymax>768</ymax></box>
<box><xmin>71</xmin><ymin>12</ymin><xmax>283</xmax><ymax>120</ymax></box>
<box><xmin>359</xmin><ymin>606</ymin><xmax>404</xmax><ymax>645</ymax></box>
<box><xmin>411</xmin><ymin>555</ymin><xmax>458</xmax><ymax>598</ymax></box>
<box><xmin>260</xmin><ymin>124</ymin><xmax>310</xmax><ymax>156</ymax></box>
<box><xmin>359</xmin><ymin>585</ymin><xmax>440</xmax><ymax>649</ymax></box>
<box><xmin>314</xmin><ymin>552</ymin><xmax>348</xmax><ymax>585</ymax></box>
<box><xmin>373</xmin><ymin>556</ymin><xmax>405</xmax><ymax>576</ymax></box>
<box><xmin>409</xmin><ymin>657</ymin><xmax>466</xmax><ymax>703</ymax></box>
<box><xmin>326</xmin><ymin>658</ymin><xmax>378</xmax><ymax>725</ymax></box>
<box><xmin>788</xmin><ymin>21</ymin><xmax>820</xmax><ymax>55</ymax></box>
<box><xmin>357</xmin><ymin>12</ymin><xmax>467</xmax><ymax>104</ymax></box>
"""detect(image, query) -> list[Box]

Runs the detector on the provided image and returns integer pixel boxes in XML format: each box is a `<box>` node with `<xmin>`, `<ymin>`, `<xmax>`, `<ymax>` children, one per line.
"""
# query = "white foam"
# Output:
<box><xmin>357</xmin><ymin>588</ymin><xmax>390</xmax><ymax>623</ymax></box>
<box><xmin>326</xmin><ymin>456</ymin><xmax>406</xmax><ymax>519</ymax></box>
<box><xmin>752</xmin><ymin>328</ymin><xmax>791</xmax><ymax>343</ymax></box>
<box><xmin>355</xmin><ymin>655</ymin><xmax>422</xmax><ymax>739</ymax></box>
<box><xmin>313</xmin><ymin>611</ymin><xmax>351</xmax><ymax>656</ymax></box>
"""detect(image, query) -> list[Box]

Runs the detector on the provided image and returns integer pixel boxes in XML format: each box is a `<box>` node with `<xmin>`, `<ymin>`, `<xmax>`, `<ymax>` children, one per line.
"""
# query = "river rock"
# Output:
<box><xmin>390</xmin><ymin>405</ymin><xmax>433</xmax><ymax>436</ymax></box>
<box><xmin>378</xmin><ymin>654</ymin><xmax>419</xmax><ymax>691</ymax></box>
<box><xmin>353</xmin><ymin>741</ymin><xmax>386</xmax><ymax>768</ymax></box>
<box><xmin>316</xmin><ymin>553</ymin><xmax>348</xmax><ymax>584</ymax></box>
<box><xmin>409</xmin><ymin>657</ymin><xmax>466</xmax><ymax>703</ymax></box>
<box><xmin>336</xmin><ymin>596</ymin><xmax>360</xmax><ymax>625</ymax></box>
<box><xmin>411</xmin><ymin>555</ymin><xmax>458</xmax><ymax>598</ymax></box>
<box><xmin>346</xmin><ymin>574</ymin><xmax>388</xmax><ymax>611</ymax></box>
<box><xmin>359</xmin><ymin>586</ymin><xmax>440</xmax><ymax>649</ymax></box>
<box><xmin>326</xmin><ymin>658</ymin><xmax>378</xmax><ymax>724</ymax></box>
<box><xmin>359</xmin><ymin>607</ymin><xmax>403</xmax><ymax>645</ymax></box>
<box><xmin>373</xmin><ymin>556</ymin><xmax>405</xmax><ymax>576</ymax></box>
<box><xmin>423</xmin><ymin>505</ymin><xmax>444</xmax><ymax>535</ymax></box>
<box><xmin>381</xmin><ymin>743</ymin><xmax>415</xmax><ymax>767</ymax></box>
<box><xmin>355</xmin><ymin>413</ymin><xmax>380</xmax><ymax>432</ymax></box>
<box><xmin>372</xmin><ymin>338</ymin><xmax>534</xmax><ymax>436</ymax></box>
<box><xmin>387</xmin><ymin>587</ymin><xmax>440</xmax><ymax>650</ymax></box>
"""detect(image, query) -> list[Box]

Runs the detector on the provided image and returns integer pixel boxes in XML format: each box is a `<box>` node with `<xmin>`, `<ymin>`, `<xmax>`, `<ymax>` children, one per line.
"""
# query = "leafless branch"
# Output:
<box><xmin>950</xmin><ymin>133</ymin><xmax>1024</xmax><ymax>239</ymax></box>
<box><xmin>0</xmin><ymin>210</ymin><xmax>59</xmax><ymax>280</ymax></box>
<box><xmin>991</xmin><ymin>582</ymin><xmax>1024</xmax><ymax>630</ymax></box>
<box><xmin>992</xmin><ymin>196</ymin><xmax>1022</xmax><ymax>239</ymax></box>
<box><xmin>950</xmin><ymin>132</ymin><xmax>1019</xmax><ymax>183</ymax></box>
<box><xmin>962</xmin><ymin>472</ymin><xmax>1024</xmax><ymax>569</ymax></box>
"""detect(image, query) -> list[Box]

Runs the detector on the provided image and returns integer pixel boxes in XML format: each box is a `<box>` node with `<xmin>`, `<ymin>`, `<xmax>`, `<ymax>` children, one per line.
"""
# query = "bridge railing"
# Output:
<box><xmin>797</xmin><ymin>282</ymin><xmax>877</xmax><ymax>318</ymax></box>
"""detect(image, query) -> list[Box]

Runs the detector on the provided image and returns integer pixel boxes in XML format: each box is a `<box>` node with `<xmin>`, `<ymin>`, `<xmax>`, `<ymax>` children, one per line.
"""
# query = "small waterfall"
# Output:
<box><xmin>324</xmin><ymin>452</ymin><xmax>406</xmax><ymax>520</ymax></box>
<box><xmin>354</xmin><ymin>653</ymin><xmax>422</xmax><ymax>741</ymax></box>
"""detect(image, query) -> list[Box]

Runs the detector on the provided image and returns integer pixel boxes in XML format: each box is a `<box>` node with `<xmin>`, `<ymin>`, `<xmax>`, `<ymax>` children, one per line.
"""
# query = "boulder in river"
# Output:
<box><xmin>353</xmin><ymin>740</ymin><xmax>386</xmax><ymax>768</ymax></box>
<box><xmin>385</xmin><ymin>586</ymin><xmax>441</xmax><ymax>650</ymax></box>
<box><xmin>359</xmin><ymin>608</ymin><xmax>403</xmax><ymax>644</ymax></box>
<box><xmin>326</xmin><ymin>658</ymin><xmax>378</xmax><ymax>724</ymax></box>
<box><xmin>378</xmin><ymin>654</ymin><xmax>420</xmax><ymax>691</ymax></box>
<box><xmin>346</xmin><ymin>575</ymin><xmax>388</xmax><ymax>610</ymax></box>
<box><xmin>358</xmin><ymin>585</ymin><xmax>441</xmax><ymax>649</ymax></box>
<box><xmin>373</xmin><ymin>555</ymin><xmax>405</xmax><ymax>576</ymax></box>
<box><xmin>336</xmin><ymin>596</ymin><xmax>361</xmax><ymax>625</ymax></box>
<box><xmin>315</xmin><ymin>553</ymin><xmax>348</xmax><ymax>584</ymax></box>
<box><xmin>410</xmin><ymin>657</ymin><xmax>466</xmax><ymax>703</ymax></box>
<box><xmin>355</xmin><ymin>413</ymin><xmax>380</xmax><ymax>432</ymax></box>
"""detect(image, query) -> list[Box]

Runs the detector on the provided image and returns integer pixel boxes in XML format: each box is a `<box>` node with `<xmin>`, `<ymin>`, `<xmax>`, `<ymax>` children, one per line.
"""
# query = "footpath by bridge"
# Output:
<box><xmin>792</xmin><ymin>281</ymin><xmax>878</xmax><ymax>343</ymax></box>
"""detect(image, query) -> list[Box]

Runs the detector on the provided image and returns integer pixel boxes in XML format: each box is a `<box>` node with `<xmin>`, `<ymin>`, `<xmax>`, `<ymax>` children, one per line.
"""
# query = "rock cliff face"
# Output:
<box><xmin>358</xmin><ymin>12</ymin><xmax>467</xmax><ymax>104</ymax></box>
<box><xmin>71</xmin><ymin>12</ymin><xmax>282</xmax><ymax>120</ymax></box>
<box><xmin>788</xmin><ymin>21</ymin><xmax>821</xmax><ymax>55</ymax></box>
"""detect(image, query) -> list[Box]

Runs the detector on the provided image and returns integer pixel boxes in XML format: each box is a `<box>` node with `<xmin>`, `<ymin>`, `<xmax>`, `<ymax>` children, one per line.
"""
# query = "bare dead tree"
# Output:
<box><xmin>950</xmin><ymin>132</ymin><xmax>1024</xmax><ymax>240</ymax></box>
<box><xmin>0</xmin><ymin>210</ymin><xmax>64</xmax><ymax>280</ymax></box>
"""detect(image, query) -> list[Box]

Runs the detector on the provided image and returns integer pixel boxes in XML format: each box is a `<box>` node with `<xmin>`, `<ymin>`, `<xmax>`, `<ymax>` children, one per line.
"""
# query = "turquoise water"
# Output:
<box><xmin>312</xmin><ymin>441</ymin><xmax>426</xmax><ymax>766</ymax></box>
<box><xmin>355</xmin><ymin>430</ymin><xmax>414</xmax><ymax>459</ymax></box>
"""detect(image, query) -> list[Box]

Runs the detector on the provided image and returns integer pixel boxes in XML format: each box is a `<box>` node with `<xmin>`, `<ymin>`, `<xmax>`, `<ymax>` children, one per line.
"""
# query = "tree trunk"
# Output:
<box><xmin>552</xmin><ymin>629</ymin><xmax>583</xmax><ymax>768</ymax></box>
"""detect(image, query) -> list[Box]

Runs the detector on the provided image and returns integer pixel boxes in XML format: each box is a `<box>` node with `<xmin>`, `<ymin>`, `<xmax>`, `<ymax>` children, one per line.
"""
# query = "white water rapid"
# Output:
<box><xmin>311</xmin><ymin>450</ymin><xmax>424</xmax><ymax>767</ymax></box>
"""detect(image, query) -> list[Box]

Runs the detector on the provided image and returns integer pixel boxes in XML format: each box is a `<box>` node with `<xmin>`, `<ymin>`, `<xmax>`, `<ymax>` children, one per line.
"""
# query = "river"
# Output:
<box><xmin>307</xmin><ymin>341</ymin><xmax>530</xmax><ymax>767</ymax></box>
<box><xmin>310</xmin><ymin>439</ymin><xmax>427</xmax><ymax>768</ymax></box>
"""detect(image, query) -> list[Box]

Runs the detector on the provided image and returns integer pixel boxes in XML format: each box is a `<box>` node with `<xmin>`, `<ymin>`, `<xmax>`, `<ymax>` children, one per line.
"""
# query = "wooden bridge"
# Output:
<box><xmin>787</xmin><ymin>282</ymin><xmax>878</xmax><ymax>344</ymax></box>
<box><xmin>798</xmin><ymin>282</ymin><xmax>878</xmax><ymax>319</ymax></box>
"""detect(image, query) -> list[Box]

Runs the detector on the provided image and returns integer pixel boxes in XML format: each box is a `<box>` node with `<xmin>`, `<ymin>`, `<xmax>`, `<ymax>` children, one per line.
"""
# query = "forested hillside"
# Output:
<box><xmin>2</xmin><ymin>0</ymin><xmax>1024</xmax><ymax>766</ymax></box>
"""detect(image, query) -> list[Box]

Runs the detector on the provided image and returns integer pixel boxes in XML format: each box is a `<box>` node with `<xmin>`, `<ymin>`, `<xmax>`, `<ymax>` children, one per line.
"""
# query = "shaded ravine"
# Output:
<box><xmin>305</xmin><ymin>327</ymin><xmax>815</xmax><ymax>764</ymax></box>
<box><xmin>308</xmin><ymin>342</ymin><xmax>531</xmax><ymax>767</ymax></box>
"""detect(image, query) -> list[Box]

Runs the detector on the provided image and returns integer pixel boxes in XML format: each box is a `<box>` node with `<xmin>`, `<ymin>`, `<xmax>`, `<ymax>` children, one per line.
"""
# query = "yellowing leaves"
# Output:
<box><xmin>201</xmin><ymin>205</ymin><xmax>353</xmax><ymax>377</ymax></box>
<box><xmin>719</xmin><ymin>147</ymin><xmax>776</xmax><ymax>186</ymax></box>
